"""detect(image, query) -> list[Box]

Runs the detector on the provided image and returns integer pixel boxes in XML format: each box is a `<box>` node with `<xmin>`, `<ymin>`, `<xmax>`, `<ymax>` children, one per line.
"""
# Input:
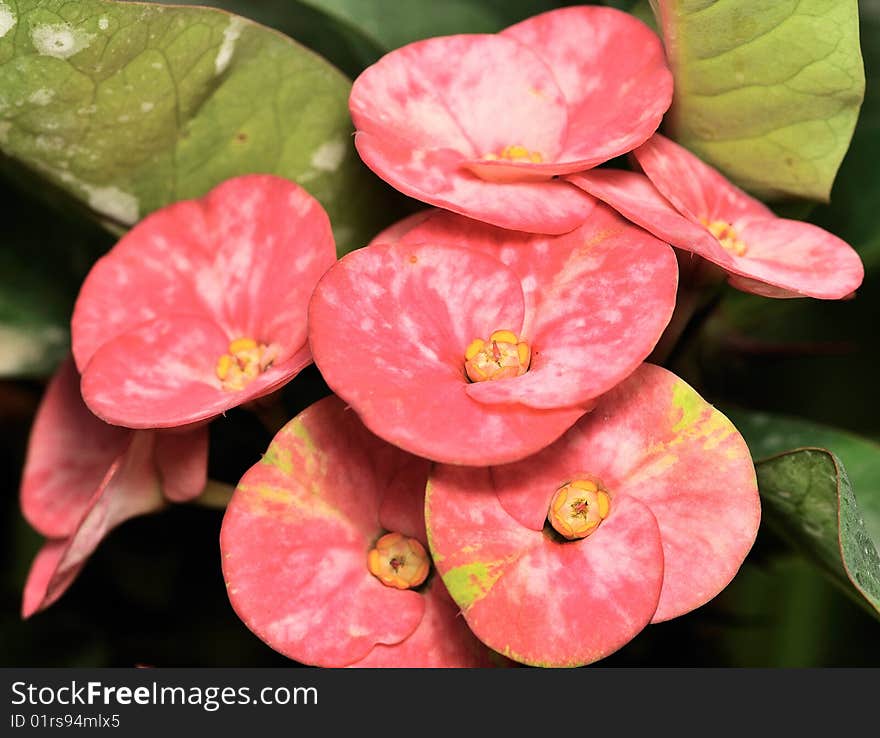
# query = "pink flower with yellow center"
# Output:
<box><xmin>20</xmin><ymin>358</ymin><xmax>208</xmax><ymax>618</ymax></box>
<box><xmin>426</xmin><ymin>364</ymin><xmax>760</xmax><ymax>667</ymax></box>
<box><xmin>220</xmin><ymin>395</ymin><xmax>501</xmax><ymax>667</ymax></box>
<box><xmin>71</xmin><ymin>175</ymin><xmax>336</xmax><ymax>429</ymax></box>
<box><xmin>349</xmin><ymin>6</ymin><xmax>672</xmax><ymax>234</ymax></box>
<box><xmin>569</xmin><ymin>134</ymin><xmax>864</xmax><ymax>299</ymax></box>
<box><xmin>308</xmin><ymin>205</ymin><xmax>678</xmax><ymax>465</ymax></box>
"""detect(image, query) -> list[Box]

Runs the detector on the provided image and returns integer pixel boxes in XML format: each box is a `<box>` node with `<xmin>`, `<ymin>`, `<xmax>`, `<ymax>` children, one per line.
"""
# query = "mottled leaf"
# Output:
<box><xmin>0</xmin><ymin>0</ymin><xmax>397</xmax><ymax>254</ymax></box>
<box><xmin>755</xmin><ymin>449</ymin><xmax>880</xmax><ymax>618</ymax></box>
<box><xmin>655</xmin><ymin>0</ymin><xmax>865</xmax><ymax>201</ymax></box>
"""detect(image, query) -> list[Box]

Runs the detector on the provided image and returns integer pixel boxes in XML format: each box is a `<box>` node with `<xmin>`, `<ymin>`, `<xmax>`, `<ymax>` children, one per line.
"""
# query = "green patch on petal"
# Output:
<box><xmin>0</xmin><ymin>0</ymin><xmax>399</xmax><ymax>255</ymax></box>
<box><xmin>261</xmin><ymin>445</ymin><xmax>293</xmax><ymax>476</ymax></box>
<box><xmin>442</xmin><ymin>561</ymin><xmax>503</xmax><ymax>611</ymax></box>
<box><xmin>655</xmin><ymin>0</ymin><xmax>865</xmax><ymax>201</ymax></box>
<box><xmin>755</xmin><ymin>449</ymin><xmax>880</xmax><ymax>619</ymax></box>
<box><xmin>670</xmin><ymin>380</ymin><xmax>703</xmax><ymax>433</ymax></box>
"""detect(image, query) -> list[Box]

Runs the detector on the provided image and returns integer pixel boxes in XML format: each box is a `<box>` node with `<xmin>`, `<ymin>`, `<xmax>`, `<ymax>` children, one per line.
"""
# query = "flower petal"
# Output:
<box><xmin>351</xmin><ymin>34</ymin><xmax>567</xmax><ymax>163</ymax></box>
<box><xmin>567</xmin><ymin>170</ymin><xmax>730</xmax><ymax>266</ymax></box>
<box><xmin>72</xmin><ymin>174</ymin><xmax>334</xmax><ymax>371</ymax></box>
<box><xmin>503</xmin><ymin>363</ymin><xmax>757</xmax><ymax>623</ymax></box>
<box><xmin>354</xmin><ymin>131</ymin><xmax>595</xmax><ymax>233</ymax></box>
<box><xmin>426</xmin><ymin>465</ymin><xmax>664</xmax><ymax>667</ymax></box>
<box><xmin>503</xmin><ymin>6</ymin><xmax>672</xmax><ymax>169</ymax></box>
<box><xmin>220</xmin><ymin>396</ymin><xmax>426</xmax><ymax>666</ymax></box>
<box><xmin>80</xmin><ymin>315</ymin><xmax>310</xmax><ymax>428</ymax></box>
<box><xmin>351</xmin><ymin>580</ymin><xmax>501</xmax><ymax>668</ymax></box>
<box><xmin>155</xmin><ymin>427</ymin><xmax>210</xmax><ymax>503</ymax></box>
<box><xmin>22</xmin><ymin>432</ymin><xmax>164</xmax><ymax>618</ymax></box>
<box><xmin>726</xmin><ymin>218</ymin><xmax>865</xmax><ymax>299</ymax></box>
<box><xmin>310</xmin><ymin>241</ymin><xmax>587</xmax><ymax>464</ymax></box>
<box><xmin>633</xmin><ymin>133</ymin><xmax>774</xmax><ymax>225</ymax></box>
<box><xmin>20</xmin><ymin>357</ymin><xmax>130</xmax><ymax>539</ymax></box>
<box><xmin>400</xmin><ymin>206</ymin><xmax>678</xmax><ymax>409</ymax></box>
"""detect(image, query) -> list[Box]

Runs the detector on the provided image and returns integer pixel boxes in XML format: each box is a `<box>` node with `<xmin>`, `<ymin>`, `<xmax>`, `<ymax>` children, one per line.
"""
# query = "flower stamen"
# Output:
<box><xmin>464</xmin><ymin>330</ymin><xmax>531</xmax><ymax>383</ymax></box>
<box><xmin>215</xmin><ymin>337</ymin><xmax>277</xmax><ymax>392</ymax></box>
<box><xmin>548</xmin><ymin>479</ymin><xmax>611</xmax><ymax>540</ymax></box>
<box><xmin>368</xmin><ymin>532</ymin><xmax>430</xmax><ymax>590</ymax></box>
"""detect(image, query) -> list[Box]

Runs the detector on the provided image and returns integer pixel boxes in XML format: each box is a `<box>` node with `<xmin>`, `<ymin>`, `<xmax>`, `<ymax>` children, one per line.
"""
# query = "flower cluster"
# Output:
<box><xmin>19</xmin><ymin>5</ymin><xmax>864</xmax><ymax>667</ymax></box>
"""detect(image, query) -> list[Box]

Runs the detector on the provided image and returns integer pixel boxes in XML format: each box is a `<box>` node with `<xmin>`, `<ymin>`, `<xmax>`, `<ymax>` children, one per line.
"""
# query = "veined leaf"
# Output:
<box><xmin>654</xmin><ymin>0</ymin><xmax>865</xmax><ymax>201</ymax></box>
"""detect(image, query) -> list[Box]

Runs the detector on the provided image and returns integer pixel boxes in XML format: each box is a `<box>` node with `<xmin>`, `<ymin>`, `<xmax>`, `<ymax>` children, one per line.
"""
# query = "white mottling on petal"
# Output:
<box><xmin>0</xmin><ymin>2</ymin><xmax>15</xmax><ymax>39</ymax></box>
<box><xmin>311</xmin><ymin>140</ymin><xmax>347</xmax><ymax>172</ymax></box>
<box><xmin>215</xmin><ymin>17</ymin><xmax>246</xmax><ymax>74</ymax></box>
<box><xmin>31</xmin><ymin>23</ymin><xmax>95</xmax><ymax>59</ymax></box>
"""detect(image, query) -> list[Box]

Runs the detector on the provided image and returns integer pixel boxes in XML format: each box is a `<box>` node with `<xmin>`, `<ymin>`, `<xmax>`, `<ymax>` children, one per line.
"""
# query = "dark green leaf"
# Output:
<box><xmin>755</xmin><ymin>448</ymin><xmax>880</xmax><ymax>618</ymax></box>
<box><xmin>728</xmin><ymin>409</ymin><xmax>880</xmax><ymax>543</ymax></box>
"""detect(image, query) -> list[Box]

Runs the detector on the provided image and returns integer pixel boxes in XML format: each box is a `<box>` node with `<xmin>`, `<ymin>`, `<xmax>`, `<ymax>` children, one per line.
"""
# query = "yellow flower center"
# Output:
<box><xmin>482</xmin><ymin>144</ymin><xmax>544</xmax><ymax>164</ymax></box>
<box><xmin>367</xmin><ymin>532</ymin><xmax>430</xmax><ymax>590</ymax></box>
<box><xmin>215</xmin><ymin>337</ymin><xmax>277</xmax><ymax>392</ymax></box>
<box><xmin>703</xmin><ymin>219</ymin><xmax>748</xmax><ymax>257</ymax></box>
<box><xmin>548</xmin><ymin>479</ymin><xmax>612</xmax><ymax>540</ymax></box>
<box><xmin>464</xmin><ymin>329</ymin><xmax>531</xmax><ymax>383</ymax></box>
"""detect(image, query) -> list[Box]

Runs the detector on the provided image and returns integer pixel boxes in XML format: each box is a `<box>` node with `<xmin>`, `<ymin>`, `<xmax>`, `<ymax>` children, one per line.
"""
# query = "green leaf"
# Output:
<box><xmin>0</xmin><ymin>171</ymin><xmax>111</xmax><ymax>377</ymax></box>
<box><xmin>297</xmin><ymin>0</ymin><xmax>566</xmax><ymax>52</ymax></box>
<box><xmin>655</xmin><ymin>0</ymin><xmax>865</xmax><ymax>201</ymax></box>
<box><xmin>727</xmin><ymin>409</ymin><xmax>880</xmax><ymax>543</ymax></box>
<box><xmin>144</xmin><ymin>0</ymin><xmax>384</xmax><ymax>78</ymax></box>
<box><xmin>754</xmin><ymin>449</ymin><xmax>880</xmax><ymax>618</ymax></box>
<box><xmin>0</xmin><ymin>0</ymin><xmax>399</xmax><ymax>255</ymax></box>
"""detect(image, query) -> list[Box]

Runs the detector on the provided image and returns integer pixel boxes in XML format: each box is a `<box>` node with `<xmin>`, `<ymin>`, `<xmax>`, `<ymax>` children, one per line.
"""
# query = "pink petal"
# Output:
<box><xmin>22</xmin><ymin>432</ymin><xmax>165</xmax><ymax>618</ymax></box>
<box><xmin>503</xmin><ymin>6</ymin><xmax>672</xmax><ymax>170</ymax></box>
<box><xmin>426</xmin><ymin>465</ymin><xmax>664</xmax><ymax>667</ymax></box>
<box><xmin>351</xmin><ymin>580</ymin><xmax>501</xmax><ymax>668</ymax></box>
<box><xmin>80</xmin><ymin>315</ymin><xmax>311</xmax><ymax>428</ymax></box>
<box><xmin>570</xmin><ymin>171</ymin><xmax>864</xmax><ymax>300</ymax></box>
<box><xmin>366</xmin><ymin>210</ymin><xmax>435</xmax><ymax>247</ymax></box>
<box><xmin>402</xmin><ymin>206</ymin><xmax>679</xmax><ymax>409</ymax></box>
<box><xmin>20</xmin><ymin>357</ymin><xmax>130</xmax><ymax>539</ymax></box>
<box><xmin>567</xmin><ymin>170</ymin><xmax>731</xmax><ymax>267</ymax></box>
<box><xmin>72</xmin><ymin>174</ymin><xmax>334</xmax><ymax>371</ymax></box>
<box><xmin>633</xmin><ymin>133</ymin><xmax>774</xmax><ymax>225</ymax></box>
<box><xmin>351</xmin><ymin>34</ymin><xmax>567</xmax><ymax>164</ymax></box>
<box><xmin>725</xmin><ymin>218</ymin><xmax>865</xmax><ymax>300</ymax></box>
<box><xmin>496</xmin><ymin>364</ymin><xmax>758</xmax><ymax>623</ymax></box>
<box><xmin>354</xmin><ymin>131</ymin><xmax>595</xmax><ymax>233</ymax></box>
<box><xmin>155</xmin><ymin>427</ymin><xmax>210</xmax><ymax>502</ymax></box>
<box><xmin>309</xmin><ymin>241</ymin><xmax>588</xmax><ymax>465</ymax></box>
<box><xmin>220</xmin><ymin>396</ymin><xmax>426</xmax><ymax>666</ymax></box>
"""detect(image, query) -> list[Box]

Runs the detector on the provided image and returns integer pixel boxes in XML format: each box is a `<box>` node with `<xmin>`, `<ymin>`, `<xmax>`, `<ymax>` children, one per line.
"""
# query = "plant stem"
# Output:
<box><xmin>190</xmin><ymin>479</ymin><xmax>235</xmax><ymax>510</ymax></box>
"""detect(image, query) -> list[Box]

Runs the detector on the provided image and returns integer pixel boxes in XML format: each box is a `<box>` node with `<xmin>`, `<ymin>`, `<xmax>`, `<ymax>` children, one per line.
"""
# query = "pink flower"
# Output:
<box><xmin>349</xmin><ymin>6</ymin><xmax>672</xmax><ymax>234</ymax></box>
<box><xmin>308</xmin><ymin>205</ymin><xmax>678</xmax><ymax>465</ymax></box>
<box><xmin>20</xmin><ymin>358</ymin><xmax>208</xmax><ymax>617</ymax></box>
<box><xmin>569</xmin><ymin>134</ymin><xmax>864</xmax><ymax>299</ymax></box>
<box><xmin>426</xmin><ymin>364</ymin><xmax>760</xmax><ymax>667</ymax></box>
<box><xmin>72</xmin><ymin>175</ymin><xmax>336</xmax><ymax>429</ymax></box>
<box><xmin>220</xmin><ymin>395</ymin><xmax>500</xmax><ymax>667</ymax></box>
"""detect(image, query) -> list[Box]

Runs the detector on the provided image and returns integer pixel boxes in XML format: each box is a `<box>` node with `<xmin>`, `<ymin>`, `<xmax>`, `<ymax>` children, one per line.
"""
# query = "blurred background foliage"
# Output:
<box><xmin>1</xmin><ymin>0</ymin><xmax>879</xmax><ymax>666</ymax></box>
